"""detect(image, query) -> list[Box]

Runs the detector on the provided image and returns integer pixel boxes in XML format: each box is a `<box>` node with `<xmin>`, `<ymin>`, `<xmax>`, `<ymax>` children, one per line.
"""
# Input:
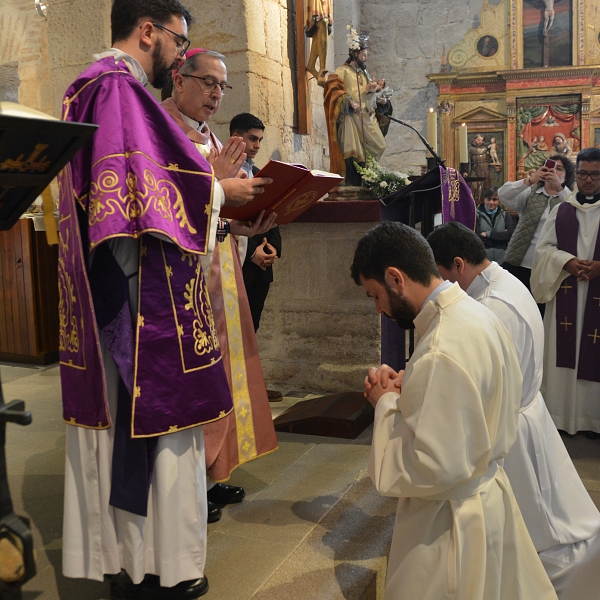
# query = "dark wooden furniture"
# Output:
<box><xmin>0</xmin><ymin>219</ymin><xmax>58</xmax><ymax>364</ymax></box>
<box><xmin>274</xmin><ymin>392</ymin><xmax>374</xmax><ymax>439</ymax></box>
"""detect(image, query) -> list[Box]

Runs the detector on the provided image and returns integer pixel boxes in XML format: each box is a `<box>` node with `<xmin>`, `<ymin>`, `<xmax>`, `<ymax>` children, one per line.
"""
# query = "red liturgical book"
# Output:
<box><xmin>219</xmin><ymin>160</ymin><xmax>343</xmax><ymax>224</ymax></box>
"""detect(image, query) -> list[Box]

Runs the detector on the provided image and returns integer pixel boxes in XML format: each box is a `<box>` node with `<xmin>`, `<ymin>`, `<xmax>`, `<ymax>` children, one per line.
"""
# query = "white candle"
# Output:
<box><xmin>459</xmin><ymin>123</ymin><xmax>468</xmax><ymax>164</ymax></box>
<box><xmin>427</xmin><ymin>108</ymin><xmax>437</xmax><ymax>157</ymax></box>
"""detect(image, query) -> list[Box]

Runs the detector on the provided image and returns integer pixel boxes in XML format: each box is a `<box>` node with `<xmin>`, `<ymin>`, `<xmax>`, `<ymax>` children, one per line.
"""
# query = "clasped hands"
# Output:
<box><xmin>564</xmin><ymin>258</ymin><xmax>600</xmax><ymax>282</ymax></box>
<box><xmin>251</xmin><ymin>238</ymin><xmax>278</xmax><ymax>270</ymax></box>
<box><xmin>364</xmin><ymin>364</ymin><xmax>404</xmax><ymax>408</ymax></box>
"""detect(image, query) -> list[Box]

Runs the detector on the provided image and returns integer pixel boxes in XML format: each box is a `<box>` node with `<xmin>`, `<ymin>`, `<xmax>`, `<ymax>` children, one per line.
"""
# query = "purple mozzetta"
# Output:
<box><xmin>58</xmin><ymin>57</ymin><xmax>233</xmax><ymax>437</ymax></box>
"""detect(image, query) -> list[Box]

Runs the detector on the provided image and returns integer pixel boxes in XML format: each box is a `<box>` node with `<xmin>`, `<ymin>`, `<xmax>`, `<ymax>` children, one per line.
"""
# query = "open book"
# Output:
<box><xmin>219</xmin><ymin>160</ymin><xmax>343</xmax><ymax>225</ymax></box>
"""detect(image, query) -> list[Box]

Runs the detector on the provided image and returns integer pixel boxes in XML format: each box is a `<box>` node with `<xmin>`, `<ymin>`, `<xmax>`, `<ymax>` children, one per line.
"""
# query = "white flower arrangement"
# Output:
<box><xmin>354</xmin><ymin>152</ymin><xmax>410</xmax><ymax>198</ymax></box>
<box><xmin>346</xmin><ymin>24</ymin><xmax>367</xmax><ymax>51</ymax></box>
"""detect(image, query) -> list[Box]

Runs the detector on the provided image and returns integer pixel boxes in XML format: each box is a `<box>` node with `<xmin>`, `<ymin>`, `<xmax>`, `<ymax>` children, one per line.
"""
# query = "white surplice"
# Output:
<box><xmin>466</xmin><ymin>262</ymin><xmax>600</xmax><ymax>596</ymax></box>
<box><xmin>369</xmin><ymin>283</ymin><xmax>557</xmax><ymax>600</ymax></box>
<box><xmin>531</xmin><ymin>194</ymin><xmax>600</xmax><ymax>434</ymax></box>
<box><xmin>62</xmin><ymin>49</ymin><xmax>225</xmax><ymax>587</ymax></box>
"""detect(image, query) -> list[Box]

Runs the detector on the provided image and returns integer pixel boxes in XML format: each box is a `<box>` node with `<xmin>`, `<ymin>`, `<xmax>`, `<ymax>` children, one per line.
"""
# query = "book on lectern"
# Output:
<box><xmin>219</xmin><ymin>160</ymin><xmax>343</xmax><ymax>225</ymax></box>
<box><xmin>0</xmin><ymin>102</ymin><xmax>98</xmax><ymax>231</ymax></box>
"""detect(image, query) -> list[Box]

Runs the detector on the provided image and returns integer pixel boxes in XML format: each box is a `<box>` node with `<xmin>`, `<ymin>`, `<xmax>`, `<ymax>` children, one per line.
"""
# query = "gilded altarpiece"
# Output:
<box><xmin>429</xmin><ymin>0</ymin><xmax>600</xmax><ymax>198</ymax></box>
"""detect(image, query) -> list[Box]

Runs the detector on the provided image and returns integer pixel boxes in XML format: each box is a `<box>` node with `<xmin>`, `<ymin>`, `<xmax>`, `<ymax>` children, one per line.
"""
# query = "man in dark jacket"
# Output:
<box><xmin>230</xmin><ymin>114</ymin><xmax>283</xmax><ymax>399</ymax></box>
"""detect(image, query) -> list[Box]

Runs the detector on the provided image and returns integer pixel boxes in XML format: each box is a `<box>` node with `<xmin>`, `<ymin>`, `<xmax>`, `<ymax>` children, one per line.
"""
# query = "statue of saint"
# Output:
<box><xmin>468</xmin><ymin>134</ymin><xmax>492</xmax><ymax>203</ymax></box>
<box><xmin>305</xmin><ymin>0</ymin><xmax>333</xmax><ymax>81</ymax></box>
<box><xmin>322</xmin><ymin>32</ymin><xmax>392</xmax><ymax>185</ymax></box>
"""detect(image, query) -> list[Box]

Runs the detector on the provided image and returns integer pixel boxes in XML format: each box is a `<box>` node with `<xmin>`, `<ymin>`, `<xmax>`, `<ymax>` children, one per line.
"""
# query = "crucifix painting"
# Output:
<box><xmin>523</xmin><ymin>0</ymin><xmax>573</xmax><ymax>68</ymax></box>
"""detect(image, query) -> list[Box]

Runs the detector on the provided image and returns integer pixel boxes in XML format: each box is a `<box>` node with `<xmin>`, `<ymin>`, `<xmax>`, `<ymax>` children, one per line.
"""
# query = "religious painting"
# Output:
<box><xmin>523</xmin><ymin>0</ymin><xmax>573</xmax><ymax>68</ymax></box>
<box><xmin>467</xmin><ymin>131</ymin><xmax>505</xmax><ymax>203</ymax></box>
<box><xmin>516</xmin><ymin>95</ymin><xmax>580</xmax><ymax>175</ymax></box>
<box><xmin>477</xmin><ymin>35</ymin><xmax>499</xmax><ymax>57</ymax></box>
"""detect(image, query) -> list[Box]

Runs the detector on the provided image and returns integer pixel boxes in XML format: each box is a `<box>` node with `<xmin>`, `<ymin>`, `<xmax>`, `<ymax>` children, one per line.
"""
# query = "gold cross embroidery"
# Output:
<box><xmin>561</xmin><ymin>317</ymin><xmax>572</xmax><ymax>331</ymax></box>
<box><xmin>560</xmin><ymin>283</ymin><xmax>572</xmax><ymax>294</ymax></box>
<box><xmin>588</xmin><ymin>329</ymin><xmax>600</xmax><ymax>344</ymax></box>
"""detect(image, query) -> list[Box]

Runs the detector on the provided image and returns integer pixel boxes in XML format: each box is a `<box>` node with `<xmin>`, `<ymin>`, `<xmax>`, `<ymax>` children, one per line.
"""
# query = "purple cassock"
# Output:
<box><xmin>58</xmin><ymin>57</ymin><xmax>232</xmax><ymax>515</ymax></box>
<box><xmin>555</xmin><ymin>201</ymin><xmax>600</xmax><ymax>383</ymax></box>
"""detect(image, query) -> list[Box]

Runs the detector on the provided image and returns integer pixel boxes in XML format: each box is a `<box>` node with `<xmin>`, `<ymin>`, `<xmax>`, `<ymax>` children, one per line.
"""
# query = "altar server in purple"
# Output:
<box><xmin>57</xmin><ymin>1</ymin><xmax>261</xmax><ymax>598</ymax></box>
<box><xmin>532</xmin><ymin>147</ymin><xmax>600</xmax><ymax>437</ymax></box>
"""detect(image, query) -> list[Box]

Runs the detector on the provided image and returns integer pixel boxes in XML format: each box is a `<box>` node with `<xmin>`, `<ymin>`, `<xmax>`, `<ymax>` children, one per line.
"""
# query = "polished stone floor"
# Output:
<box><xmin>2</xmin><ymin>362</ymin><xmax>599</xmax><ymax>600</ymax></box>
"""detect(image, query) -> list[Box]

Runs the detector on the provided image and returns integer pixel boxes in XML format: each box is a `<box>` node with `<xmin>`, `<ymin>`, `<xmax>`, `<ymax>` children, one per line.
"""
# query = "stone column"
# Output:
<box><xmin>47</xmin><ymin>0</ymin><xmax>112</xmax><ymax>117</ymax></box>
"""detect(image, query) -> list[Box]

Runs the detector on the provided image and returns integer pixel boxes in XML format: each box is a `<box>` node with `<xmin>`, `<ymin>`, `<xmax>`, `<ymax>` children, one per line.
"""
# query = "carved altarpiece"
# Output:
<box><xmin>429</xmin><ymin>0</ymin><xmax>600</xmax><ymax>199</ymax></box>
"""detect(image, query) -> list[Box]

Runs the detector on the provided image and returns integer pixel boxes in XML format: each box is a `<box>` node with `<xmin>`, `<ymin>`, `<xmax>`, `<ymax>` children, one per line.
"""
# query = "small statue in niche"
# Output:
<box><xmin>468</xmin><ymin>134</ymin><xmax>492</xmax><ymax>203</ymax></box>
<box><xmin>305</xmin><ymin>0</ymin><xmax>333</xmax><ymax>81</ymax></box>
<box><xmin>488</xmin><ymin>137</ymin><xmax>501</xmax><ymax>166</ymax></box>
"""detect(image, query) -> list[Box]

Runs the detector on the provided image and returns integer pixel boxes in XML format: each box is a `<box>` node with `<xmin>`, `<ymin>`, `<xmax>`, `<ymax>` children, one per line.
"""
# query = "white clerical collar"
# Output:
<box><xmin>93</xmin><ymin>48</ymin><xmax>148</xmax><ymax>85</ymax></box>
<box><xmin>180</xmin><ymin>112</ymin><xmax>205</xmax><ymax>132</ymax></box>
<box><xmin>466</xmin><ymin>262</ymin><xmax>496</xmax><ymax>299</ymax></box>
<box><xmin>420</xmin><ymin>279</ymin><xmax>453</xmax><ymax>312</ymax></box>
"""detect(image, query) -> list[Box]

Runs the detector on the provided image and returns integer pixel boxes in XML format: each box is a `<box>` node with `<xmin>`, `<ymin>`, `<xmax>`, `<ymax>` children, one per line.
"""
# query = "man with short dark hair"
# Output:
<box><xmin>59</xmin><ymin>2</ymin><xmax>248</xmax><ymax>598</ymax></box>
<box><xmin>428</xmin><ymin>222</ymin><xmax>600</xmax><ymax>598</ymax></box>
<box><xmin>532</xmin><ymin>147</ymin><xmax>600</xmax><ymax>437</ymax></box>
<box><xmin>229</xmin><ymin>113</ymin><xmax>282</xmax><ymax>335</ymax></box>
<box><xmin>352</xmin><ymin>221</ymin><xmax>557</xmax><ymax>600</ymax></box>
<box><xmin>161</xmin><ymin>52</ymin><xmax>280</xmax><ymax>512</ymax></box>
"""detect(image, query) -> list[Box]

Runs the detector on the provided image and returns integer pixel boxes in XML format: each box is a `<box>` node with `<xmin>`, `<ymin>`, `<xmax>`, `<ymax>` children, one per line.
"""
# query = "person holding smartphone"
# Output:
<box><xmin>499</xmin><ymin>154</ymin><xmax>575</xmax><ymax>316</ymax></box>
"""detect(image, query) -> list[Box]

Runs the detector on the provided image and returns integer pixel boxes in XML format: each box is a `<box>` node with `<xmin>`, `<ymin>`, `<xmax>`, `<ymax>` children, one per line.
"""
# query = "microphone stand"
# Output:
<box><xmin>387</xmin><ymin>115</ymin><xmax>445</xmax><ymax>170</ymax></box>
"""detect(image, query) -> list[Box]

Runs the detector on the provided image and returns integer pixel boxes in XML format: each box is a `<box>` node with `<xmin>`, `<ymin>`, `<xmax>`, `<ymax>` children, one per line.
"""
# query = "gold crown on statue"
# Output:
<box><xmin>346</xmin><ymin>25</ymin><xmax>369</xmax><ymax>51</ymax></box>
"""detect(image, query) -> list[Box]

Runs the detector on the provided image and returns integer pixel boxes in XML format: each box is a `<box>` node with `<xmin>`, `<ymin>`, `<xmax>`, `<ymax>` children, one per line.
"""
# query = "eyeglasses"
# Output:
<box><xmin>575</xmin><ymin>170</ymin><xmax>600</xmax><ymax>181</ymax></box>
<box><xmin>181</xmin><ymin>74</ymin><xmax>233</xmax><ymax>94</ymax></box>
<box><xmin>152</xmin><ymin>22</ymin><xmax>191</xmax><ymax>57</ymax></box>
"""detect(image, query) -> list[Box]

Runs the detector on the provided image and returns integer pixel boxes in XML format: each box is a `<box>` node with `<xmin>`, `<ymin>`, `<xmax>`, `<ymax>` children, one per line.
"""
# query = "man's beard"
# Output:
<box><xmin>356</xmin><ymin>59</ymin><xmax>367</xmax><ymax>70</ymax></box>
<box><xmin>151</xmin><ymin>38</ymin><xmax>178</xmax><ymax>90</ymax></box>
<box><xmin>384</xmin><ymin>283</ymin><xmax>417</xmax><ymax>330</ymax></box>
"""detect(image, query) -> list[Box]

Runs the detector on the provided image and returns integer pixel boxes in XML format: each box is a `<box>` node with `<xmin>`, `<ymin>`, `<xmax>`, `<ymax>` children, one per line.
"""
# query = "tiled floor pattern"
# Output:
<box><xmin>1</xmin><ymin>363</ymin><xmax>599</xmax><ymax>600</ymax></box>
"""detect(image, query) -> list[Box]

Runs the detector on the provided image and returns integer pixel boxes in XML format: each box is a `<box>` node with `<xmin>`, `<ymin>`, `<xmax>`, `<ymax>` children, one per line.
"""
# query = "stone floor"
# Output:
<box><xmin>1</xmin><ymin>362</ymin><xmax>600</xmax><ymax>600</ymax></box>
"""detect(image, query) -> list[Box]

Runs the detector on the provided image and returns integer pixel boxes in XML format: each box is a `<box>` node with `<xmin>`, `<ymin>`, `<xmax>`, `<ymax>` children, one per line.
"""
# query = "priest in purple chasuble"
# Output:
<box><xmin>55</xmin><ymin>3</ymin><xmax>256</xmax><ymax>594</ymax></box>
<box><xmin>532</xmin><ymin>147</ymin><xmax>600</xmax><ymax>436</ymax></box>
<box><xmin>161</xmin><ymin>49</ymin><xmax>279</xmax><ymax>488</ymax></box>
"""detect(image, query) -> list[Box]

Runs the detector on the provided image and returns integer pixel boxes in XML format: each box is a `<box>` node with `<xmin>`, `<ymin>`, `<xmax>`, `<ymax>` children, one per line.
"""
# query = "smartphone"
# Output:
<box><xmin>544</xmin><ymin>158</ymin><xmax>557</xmax><ymax>169</ymax></box>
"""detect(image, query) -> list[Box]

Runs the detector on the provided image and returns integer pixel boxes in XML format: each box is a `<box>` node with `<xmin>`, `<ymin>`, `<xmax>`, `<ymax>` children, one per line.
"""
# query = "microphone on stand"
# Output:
<box><xmin>387</xmin><ymin>115</ymin><xmax>445</xmax><ymax>169</ymax></box>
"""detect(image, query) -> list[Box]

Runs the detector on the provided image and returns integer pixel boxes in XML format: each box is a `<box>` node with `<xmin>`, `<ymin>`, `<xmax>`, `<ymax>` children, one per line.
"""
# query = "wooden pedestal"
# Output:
<box><xmin>0</xmin><ymin>219</ymin><xmax>59</xmax><ymax>364</ymax></box>
<box><xmin>273</xmin><ymin>392</ymin><xmax>374</xmax><ymax>439</ymax></box>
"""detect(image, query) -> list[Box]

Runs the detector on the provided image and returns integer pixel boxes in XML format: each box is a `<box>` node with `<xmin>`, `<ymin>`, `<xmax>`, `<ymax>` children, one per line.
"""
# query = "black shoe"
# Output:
<box><xmin>207</xmin><ymin>483</ymin><xmax>245</xmax><ymax>505</ymax></box>
<box><xmin>207</xmin><ymin>501</ymin><xmax>221</xmax><ymax>523</ymax></box>
<box><xmin>111</xmin><ymin>571</ymin><xmax>209</xmax><ymax>599</ymax></box>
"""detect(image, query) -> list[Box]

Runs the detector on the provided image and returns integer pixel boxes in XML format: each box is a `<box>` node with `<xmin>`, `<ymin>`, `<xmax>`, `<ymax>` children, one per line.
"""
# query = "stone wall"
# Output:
<box><xmin>188</xmin><ymin>0</ymin><xmax>332</xmax><ymax>171</ymax></box>
<box><xmin>359</xmin><ymin>0</ymin><xmax>497</xmax><ymax>173</ymax></box>
<box><xmin>257</xmin><ymin>221</ymin><xmax>381</xmax><ymax>392</ymax></box>
<box><xmin>0</xmin><ymin>0</ymin><xmax>52</xmax><ymax>114</ymax></box>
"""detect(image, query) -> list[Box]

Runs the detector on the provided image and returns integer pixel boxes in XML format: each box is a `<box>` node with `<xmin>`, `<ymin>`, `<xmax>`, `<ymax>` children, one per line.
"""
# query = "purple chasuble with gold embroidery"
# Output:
<box><xmin>58</xmin><ymin>57</ymin><xmax>232</xmax><ymax>515</ymax></box>
<box><xmin>555</xmin><ymin>201</ymin><xmax>600</xmax><ymax>382</ymax></box>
